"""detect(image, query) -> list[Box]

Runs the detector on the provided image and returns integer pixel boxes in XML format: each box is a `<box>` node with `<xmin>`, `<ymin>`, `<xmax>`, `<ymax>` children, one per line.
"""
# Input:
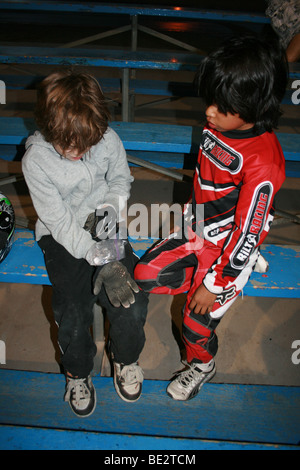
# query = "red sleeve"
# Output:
<box><xmin>203</xmin><ymin>154</ymin><xmax>283</xmax><ymax>293</ymax></box>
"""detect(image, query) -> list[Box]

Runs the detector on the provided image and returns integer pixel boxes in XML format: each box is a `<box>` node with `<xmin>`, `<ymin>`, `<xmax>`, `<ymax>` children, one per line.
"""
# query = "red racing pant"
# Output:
<box><xmin>134</xmin><ymin>229</ymin><xmax>258</xmax><ymax>364</ymax></box>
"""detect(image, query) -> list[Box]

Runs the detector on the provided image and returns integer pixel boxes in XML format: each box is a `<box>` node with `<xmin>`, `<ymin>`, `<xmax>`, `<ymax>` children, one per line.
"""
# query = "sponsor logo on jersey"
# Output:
<box><xmin>216</xmin><ymin>285</ymin><xmax>236</xmax><ymax>305</ymax></box>
<box><xmin>230</xmin><ymin>182</ymin><xmax>273</xmax><ymax>270</ymax></box>
<box><xmin>202</xmin><ymin>130</ymin><xmax>243</xmax><ymax>174</ymax></box>
<box><xmin>207</xmin><ymin>221</ymin><xmax>233</xmax><ymax>238</ymax></box>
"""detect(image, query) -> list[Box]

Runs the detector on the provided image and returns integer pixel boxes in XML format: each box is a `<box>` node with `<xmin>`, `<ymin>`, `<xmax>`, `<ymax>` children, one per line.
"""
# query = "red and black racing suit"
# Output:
<box><xmin>135</xmin><ymin>125</ymin><xmax>285</xmax><ymax>364</ymax></box>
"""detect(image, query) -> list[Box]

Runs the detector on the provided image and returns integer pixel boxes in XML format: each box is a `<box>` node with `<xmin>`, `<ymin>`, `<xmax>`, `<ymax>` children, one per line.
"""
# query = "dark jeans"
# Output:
<box><xmin>38</xmin><ymin>236</ymin><xmax>149</xmax><ymax>378</ymax></box>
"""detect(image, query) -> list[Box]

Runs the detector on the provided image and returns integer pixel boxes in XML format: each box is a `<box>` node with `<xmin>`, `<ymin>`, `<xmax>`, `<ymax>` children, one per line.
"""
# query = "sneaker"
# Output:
<box><xmin>64</xmin><ymin>375</ymin><xmax>96</xmax><ymax>417</ymax></box>
<box><xmin>113</xmin><ymin>362</ymin><xmax>144</xmax><ymax>402</ymax></box>
<box><xmin>167</xmin><ymin>361</ymin><xmax>216</xmax><ymax>401</ymax></box>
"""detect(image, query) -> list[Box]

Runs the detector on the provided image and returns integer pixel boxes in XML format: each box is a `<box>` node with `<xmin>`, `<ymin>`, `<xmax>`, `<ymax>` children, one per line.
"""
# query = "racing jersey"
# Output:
<box><xmin>191</xmin><ymin>124</ymin><xmax>285</xmax><ymax>294</ymax></box>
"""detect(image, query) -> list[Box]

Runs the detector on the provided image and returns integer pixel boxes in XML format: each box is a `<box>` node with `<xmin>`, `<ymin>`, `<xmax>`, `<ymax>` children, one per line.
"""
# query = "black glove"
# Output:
<box><xmin>84</xmin><ymin>206</ymin><xmax>118</xmax><ymax>240</ymax></box>
<box><xmin>94</xmin><ymin>261</ymin><xmax>139</xmax><ymax>308</ymax></box>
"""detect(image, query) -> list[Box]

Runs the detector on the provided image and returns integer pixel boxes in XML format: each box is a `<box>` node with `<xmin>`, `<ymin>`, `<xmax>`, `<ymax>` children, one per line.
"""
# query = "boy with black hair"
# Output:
<box><xmin>134</xmin><ymin>35</ymin><xmax>288</xmax><ymax>401</ymax></box>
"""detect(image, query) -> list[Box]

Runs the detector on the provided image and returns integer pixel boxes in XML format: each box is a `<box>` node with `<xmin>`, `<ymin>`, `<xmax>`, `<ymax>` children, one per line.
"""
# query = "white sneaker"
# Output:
<box><xmin>64</xmin><ymin>375</ymin><xmax>96</xmax><ymax>417</ymax></box>
<box><xmin>113</xmin><ymin>362</ymin><xmax>144</xmax><ymax>402</ymax></box>
<box><xmin>167</xmin><ymin>362</ymin><xmax>216</xmax><ymax>401</ymax></box>
<box><xmin>254</xmin><ymin>253</ymin><xmax>269</xmax><ymax>272</ymax></box>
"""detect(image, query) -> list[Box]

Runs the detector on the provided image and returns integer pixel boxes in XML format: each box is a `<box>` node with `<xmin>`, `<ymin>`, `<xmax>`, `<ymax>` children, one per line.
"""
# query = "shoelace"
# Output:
<box><xmin>65</xmin><ymin>377</ymin><xmax>91</xmax><ymax>403</ymax></box>
<box><xmin>121</xmin><ymin>364</ymin><xmax>144</xmax><ymax>385</ymax></box>
<box><xmin>176</xmin><ymin>366</ymin><xmax>202</xmax><ymax>389</ymax></box>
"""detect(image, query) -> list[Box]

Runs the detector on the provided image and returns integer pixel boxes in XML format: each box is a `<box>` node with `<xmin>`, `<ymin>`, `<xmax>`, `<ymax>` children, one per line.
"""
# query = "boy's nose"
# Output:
<box><xmin>206</xmin><ymin>105</ymin><xmax>218</xmax><ymax>117</ymax></box>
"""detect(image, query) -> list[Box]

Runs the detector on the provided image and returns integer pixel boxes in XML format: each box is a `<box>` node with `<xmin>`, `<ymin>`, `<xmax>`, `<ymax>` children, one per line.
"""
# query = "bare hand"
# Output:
<box><xmin>189</xmin><ymin>283</ymin><xmax>217</xmax><ymax>315</ymax></box>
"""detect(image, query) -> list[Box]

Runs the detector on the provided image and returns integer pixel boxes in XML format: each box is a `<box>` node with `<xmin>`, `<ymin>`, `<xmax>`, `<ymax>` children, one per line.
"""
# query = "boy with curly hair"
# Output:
<box><xmin>22</xmin><ymin>71</ymin><xmax>148</xmax><ymax>417</ymax></box>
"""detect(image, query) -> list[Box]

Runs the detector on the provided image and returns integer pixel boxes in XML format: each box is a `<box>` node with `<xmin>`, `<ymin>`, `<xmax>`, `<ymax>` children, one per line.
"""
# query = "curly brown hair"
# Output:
<box><xmin>35</xmin><ymin>70</ymin><xmax>111</xmax><ymax>154</ymax></box>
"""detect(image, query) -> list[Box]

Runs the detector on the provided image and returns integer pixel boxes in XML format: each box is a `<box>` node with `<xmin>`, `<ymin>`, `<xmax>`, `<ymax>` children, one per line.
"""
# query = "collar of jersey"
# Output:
<box><xmin>221</xmin><ymin>126</ymin><xmax>266</xmax><ymax>140</ymax></box>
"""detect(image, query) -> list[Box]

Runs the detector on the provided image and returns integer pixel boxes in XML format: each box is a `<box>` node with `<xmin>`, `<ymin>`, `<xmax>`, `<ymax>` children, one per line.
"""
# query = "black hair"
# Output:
<box><xmin>194</xmin><ymin>35</ymin><xmax>289</xmax><ymax>132</ymax></box>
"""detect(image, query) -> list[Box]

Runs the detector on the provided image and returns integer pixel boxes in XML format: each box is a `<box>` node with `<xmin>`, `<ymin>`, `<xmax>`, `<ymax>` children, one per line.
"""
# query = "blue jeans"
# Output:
<box><xmin>38</xmin><ymin>236</ymin><xmax>148</xmax><ymax>378</ymax></box>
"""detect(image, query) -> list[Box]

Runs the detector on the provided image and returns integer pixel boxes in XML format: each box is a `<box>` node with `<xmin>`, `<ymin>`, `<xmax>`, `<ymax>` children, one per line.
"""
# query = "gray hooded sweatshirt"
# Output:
<box><xmin>22</xmin><ymin>127</ymin><xmax>133</xmax><ymax>260</ymax></box>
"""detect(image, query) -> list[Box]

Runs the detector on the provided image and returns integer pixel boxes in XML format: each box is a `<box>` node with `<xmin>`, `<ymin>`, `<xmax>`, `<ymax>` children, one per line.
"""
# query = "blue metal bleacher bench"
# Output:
<box><xmin>1</xmin><ymin>2</ymin><xmax>299</xmax><ymax>121</ymax></box>
<box><xmin>1</xmin><ymin>117</ymin><xmax>299</xmax><ymax>290</ymax></box>
<box><xmin>0</xmin><ymin>224</ymin><xmax>300</xmax><ymax>452</ymax></box>
<box><xmin>0</xmin><ymin>231</ymin><xmax>299</xmax><ymax>450</ymax></box>
<box><xmin>0</xmin><ymin>44</ymin><xmax>206</xmax><ymax>120</ymax></box>
<box><xmin>1</xmin><ymin>162</ymin><xmax>300</xmax><ymax>448</ymax></box>
<box><xmin>0</xmin><ymin>117</ymin><xmax>300</xmax><ymax>177</ymax></box>
<box><xmin>0</xmin><ymin>2</ymin><xmax>272</xmax><ymax>57</ymax></box>
<box><xmin>0</xmin><ymin>2</ymin><xmax>270</xmax><ymax>23</ymax></box>
<box><xmin>0</xmin><ymin>45</ymin><xmax>203</xmax><ymax>121</ymax></box>
<box><xmin>0</xmin><ymin>228</ymin><xmax>299</xmax><ymax>299</ymax></box>
<box><xmin>0</xmin><ymin>4</ymin><xmax>299</xmax><ymax>451</ymax></box>
<box><xmin>0</xmin><ymin>169</ymin><xmax>297</xmax><ymax>450</ymax></box>
<box><xmin>0</xmin><ymin>227</ymin><xmax>299</xmax><ymax>378</ymax></box>
<box><xmin>0</xmin><ymin>0</ymin><xmax>272</xmax><ymax>51</ymax></box>
<box><xmin>0</xmin><ymin>368</ymin><xmax>299</xmax><ymax>450</ymax></box>
<box><xmin>1</xmin><ymin>46</ymin><xmax>299</xmax><ymax>122</ymax></box>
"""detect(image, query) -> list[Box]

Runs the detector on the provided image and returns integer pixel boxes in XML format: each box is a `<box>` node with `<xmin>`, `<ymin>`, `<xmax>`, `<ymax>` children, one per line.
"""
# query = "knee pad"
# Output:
<box><xmin>134</xmin><ymin>261</ymin><xmax>186</xmax><ymax>292</ymax></box>
<box><xmin>183</xmin><ymin>310</ymin><xmax>220</xmax><ymax>358</ymax></box>
<box><xmin>182</xmin><ymin>322</ymin><xmax>219</xmax><ymax>358</ymax></box>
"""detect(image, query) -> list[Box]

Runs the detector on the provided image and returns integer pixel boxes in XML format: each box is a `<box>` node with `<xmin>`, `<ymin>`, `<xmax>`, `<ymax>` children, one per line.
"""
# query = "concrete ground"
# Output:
<box><xmin>0</xmin><ymin>12</ymin><xmax>299</xmax><ymax>387</ymax></box>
